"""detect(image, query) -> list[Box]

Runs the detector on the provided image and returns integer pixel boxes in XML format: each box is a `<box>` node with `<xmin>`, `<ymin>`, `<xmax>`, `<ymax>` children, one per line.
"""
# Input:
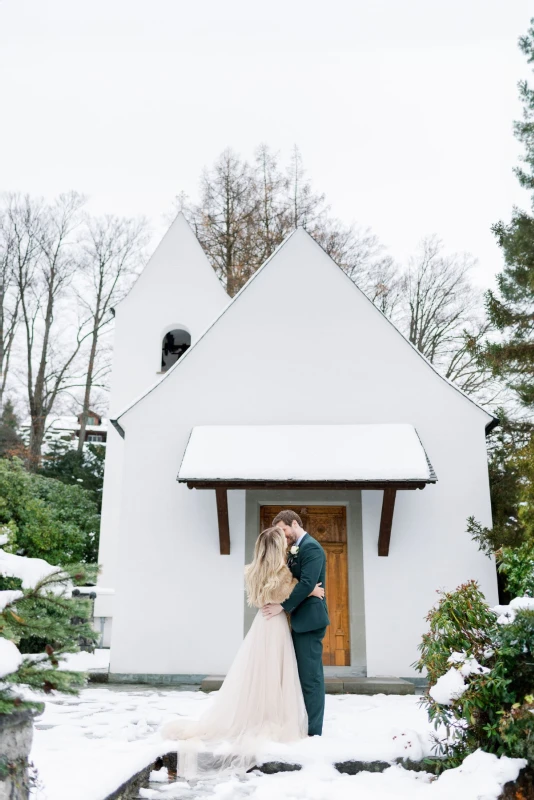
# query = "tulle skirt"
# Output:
<box><xmin>161</xmin><ymin>610</ymin><xmax>308</xmax><ymax>777</ymax></box>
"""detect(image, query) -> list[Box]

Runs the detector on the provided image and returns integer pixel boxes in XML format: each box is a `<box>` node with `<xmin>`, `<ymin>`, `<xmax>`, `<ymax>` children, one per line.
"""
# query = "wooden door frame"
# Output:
<box><xmin>260</xmin><ymin>504</ymin><xmax>351</xmax><ymax>666</ymax></box>
<box><xmin>244</xmin><ymin>491</ymin><xmax>367</xmax><ymax>674</ymax></box>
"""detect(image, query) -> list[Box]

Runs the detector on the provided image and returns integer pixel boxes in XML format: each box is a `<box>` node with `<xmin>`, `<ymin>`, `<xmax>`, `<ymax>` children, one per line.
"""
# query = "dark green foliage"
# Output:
<box><xmin>481</xmin><ymin>412</ymin><xmax>534</xmax><ymax>553</ymax></box>
<box><xmin>0</xmin><ymin>562</ymin><xmax>98</xmax><ymax>715</ymax></box>
<box><xmin>415</xmin><ymin>581</ymin><xmax>498</xmax><ymax>687</ymax></box>
<box><xmin>486</xmin><ymin>214</ymin><xmax>534</xmax><ymax>406</ymax></box>
<box><xmin>0</xmin><ymin>400</ymin><xmax>23</xmax><ymax>458</ymax></box>
<box><xmin>0</xmin><ymin>457</ymin><xmax>100</xmax><ymax>564</ymax></box>
<box><xmin>466</xmin><ymin>412</ymin><xmax>534</xmax><ymax>599</ymax></box>
<box><xmin>498</xmin><ymin>543</ymin><xmax>534</xmax><ymax>598</ymax></box>
<box><xmin>499</xmin><ymin>697</ymin><xmax>534</xmax><ymax>765</ymax></box>
<box><xmin>39</xmin><ymin>443</ymin><xmax>105</xmax><ymax>513</ymax></box>
<box><xmin>514</xmin><ymin>23</ymin><xmax>534</xmax><ymax>191</ymax></box>
<box><xmin>497</xmin><ymin>609</ymin><xmax>534</xmax><ymax>698</ymax></box>
<box><xmin>482</xmin><ymin>20</ymin><xmax>534</xmax><ymax>408</ymax></box>
<box><xmin>416</xmin><ymin>582</ymin><xmax>534</xmax><ymax>768</ymax></box>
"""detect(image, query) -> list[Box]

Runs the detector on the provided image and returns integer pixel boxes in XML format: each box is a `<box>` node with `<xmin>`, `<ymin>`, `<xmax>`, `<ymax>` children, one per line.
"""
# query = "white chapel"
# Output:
<box><xmin>94</xmin><ymin>214</ymin><xmax>498</xmax><ymax>681</ymax></box>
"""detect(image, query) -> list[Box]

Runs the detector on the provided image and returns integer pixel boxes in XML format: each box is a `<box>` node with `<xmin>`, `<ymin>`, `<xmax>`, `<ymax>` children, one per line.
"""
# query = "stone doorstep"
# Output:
<box><xmin>342</xmin><ymin>678</ymin><xmax>415</xmax><ymax>696</ymax></box>
<box><xmin>200</xmin><ymin>676</ymin><xmax>415</xmax><ymax>695</ymax></box>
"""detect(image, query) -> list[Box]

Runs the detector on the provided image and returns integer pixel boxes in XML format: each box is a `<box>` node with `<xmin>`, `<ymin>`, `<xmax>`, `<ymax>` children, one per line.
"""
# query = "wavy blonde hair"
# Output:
<box><xmin>245</xmin><ymin>526</ymin><xmax>288</xmax><ymax>607</ymax></box>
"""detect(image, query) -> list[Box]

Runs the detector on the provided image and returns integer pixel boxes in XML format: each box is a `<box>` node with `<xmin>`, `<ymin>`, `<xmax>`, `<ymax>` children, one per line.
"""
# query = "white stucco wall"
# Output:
<box><xmin>108</xmin><ymin>228</ymin><xmax>497</xmax><ymax>677</ymax></box>
<box><xmin>95</xmin><ymin>215</ymin><xmax>228</xmax><ymax>618</ymax></box>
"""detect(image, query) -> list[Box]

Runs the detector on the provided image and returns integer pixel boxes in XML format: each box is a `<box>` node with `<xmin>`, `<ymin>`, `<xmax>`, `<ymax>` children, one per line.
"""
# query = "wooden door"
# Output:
<box><xmin>259</xmin><ymin>505</ymin><xmax>351</xmax><ymax>666</ymax></box>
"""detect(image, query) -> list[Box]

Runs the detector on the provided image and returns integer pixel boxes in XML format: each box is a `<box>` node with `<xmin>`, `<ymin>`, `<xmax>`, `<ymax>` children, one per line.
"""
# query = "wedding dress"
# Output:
<box><xmin>161</xmin><ymin>567</ymin><xmax>308</xmax><ymax>777</ymax></box>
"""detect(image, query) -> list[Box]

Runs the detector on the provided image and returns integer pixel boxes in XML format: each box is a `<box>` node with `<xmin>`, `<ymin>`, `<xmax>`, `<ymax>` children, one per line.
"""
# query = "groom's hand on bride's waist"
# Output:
<box><xmin>262</xmin><ymin>603</ymin><xmax>283</xmax><ymax>619</ymax></box>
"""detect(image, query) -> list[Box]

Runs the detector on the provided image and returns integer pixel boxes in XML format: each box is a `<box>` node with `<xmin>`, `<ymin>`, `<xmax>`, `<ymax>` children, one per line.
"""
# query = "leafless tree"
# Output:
<box><xmin>443</xmin><ymin>322</ymin><xmax>499</xmax><ymax>396</ymax></box>
<box><xmin>74</xmin><ymin>214</ymin><xmax>148</xmax><ymax>452</ymax></box>
<box><xmin>187</xmin><ymin>149</ymin><xmax>258</xmax><ymax>296</ymax></box>
<box><xmin>178</xmin><ymin>145</ymin><xmax>401</xmax><ymax>300</ymax></box>
<box><xmin>311</xmin><ymin>219</ymin><xmax>404</xmax><ymax>320</ymax></box>
<box><xmin>358</xmin><ymin>255</ymin><xmax>404</xmax><ymax>320</ymax></box>
<box><xmin>399</xmin><ymin>235</ymin><xmax>498</xmax><ymax>399</ymax></box>
<box><xmin>0</xmin><ymin>208</ymin><xmax>22</xmax><ymax>406</ymax></box>
<box><xmin>9</xmin><ymin>192</ymin><xmax>91</xmax><ymax>468</ymax></box>
<box><xmin>285</xmin><ymin>144</ymin><xmax>326</xmax><ymax>230</ymax></box>
<box><xmin>172</xmin><ymin>148</ymin><xmax>500</xmax><ymax>402</ymax></box>
<box><xmin>252</xmin><ymin>144</ymin><xmax>289</xmax><ymax>265</ymax></box>
<box><xmin>401</xmin><ymin>236</ymin><xmax>479</xmax><ymax>361</ymax></box>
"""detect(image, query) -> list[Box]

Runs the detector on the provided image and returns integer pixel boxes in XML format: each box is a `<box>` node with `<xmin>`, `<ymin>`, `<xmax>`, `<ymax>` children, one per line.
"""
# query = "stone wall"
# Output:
<box><xmin>0</xmin><ymin>711</ymin><xmax>34</xmax><ymax>800</ymax></box>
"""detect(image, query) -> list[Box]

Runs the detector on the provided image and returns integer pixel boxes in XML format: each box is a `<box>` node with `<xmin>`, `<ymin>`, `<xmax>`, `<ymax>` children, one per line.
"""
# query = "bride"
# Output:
<box><xmin>161</xmin><ymin>526</ymin><xmax>325</xmax><ymax>775</ymax></box>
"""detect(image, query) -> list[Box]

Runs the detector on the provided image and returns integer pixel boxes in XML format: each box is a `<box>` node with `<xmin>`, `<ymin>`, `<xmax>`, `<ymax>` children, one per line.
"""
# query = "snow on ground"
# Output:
<box><xmin>58</xmin><ymin>648</ymin><xmax>111</xmax><ymax>672</ymax></box>
<box><xmin>140</xmin><ymin>752</ymin><xmax>525</xmax><ymax>800</ymax></box>
<box><xmin>28</xmin><ymin>686</ymin><xmax>525</xmax><ymax>800</ymax></box>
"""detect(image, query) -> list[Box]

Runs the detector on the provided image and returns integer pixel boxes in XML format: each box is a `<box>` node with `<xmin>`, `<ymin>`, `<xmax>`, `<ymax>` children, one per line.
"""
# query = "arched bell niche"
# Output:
<box><xmin>161</xmin><ymin>326</ymin><xmax>191</xmax><ymax>372</ymax></box>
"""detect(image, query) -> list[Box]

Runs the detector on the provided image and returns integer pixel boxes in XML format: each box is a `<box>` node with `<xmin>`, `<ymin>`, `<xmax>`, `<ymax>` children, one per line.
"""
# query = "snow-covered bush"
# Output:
<box><xmin>415</xmin><ymin>580</ymin><xmax>534</xmax><ymax>769</ymax></box>
<box><xmin>0</xmin><ymin>528</ymin><xmax>98</xmax><ymax>715</ymax></box>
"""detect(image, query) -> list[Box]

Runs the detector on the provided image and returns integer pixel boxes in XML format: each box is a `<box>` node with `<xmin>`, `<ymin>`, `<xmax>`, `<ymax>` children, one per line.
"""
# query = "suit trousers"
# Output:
<box><xmin>291</xmin><ymin>626</ymin><xmax>327</xmax><ymax>736</ymax></box>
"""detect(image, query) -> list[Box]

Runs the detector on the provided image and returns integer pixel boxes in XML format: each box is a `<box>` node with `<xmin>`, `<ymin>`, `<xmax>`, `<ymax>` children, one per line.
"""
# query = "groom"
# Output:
<box><xmin>262</xmin><ymin>510</ymin><xmax>330</xmax><ymax>736</ymax></box>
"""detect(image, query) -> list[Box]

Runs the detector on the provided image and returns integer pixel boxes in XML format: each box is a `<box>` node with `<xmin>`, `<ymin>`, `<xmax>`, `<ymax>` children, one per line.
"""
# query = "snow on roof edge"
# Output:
<box><xmin>177</xmin><ymin>423</ymin><xmax>437</xmax><ymax>483</ymax></box>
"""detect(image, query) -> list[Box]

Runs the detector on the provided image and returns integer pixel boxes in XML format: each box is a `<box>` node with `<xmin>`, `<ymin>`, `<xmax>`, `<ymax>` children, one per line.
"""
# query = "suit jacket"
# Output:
<box><xmin>281</xmin><ymin>533</ymin><xmax>330</xmax><ymax>633</ymax></box>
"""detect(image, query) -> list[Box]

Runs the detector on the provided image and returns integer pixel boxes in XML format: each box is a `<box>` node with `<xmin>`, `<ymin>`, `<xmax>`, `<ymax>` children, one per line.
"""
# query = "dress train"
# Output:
<box><xmin>161</xmin><ymin>610</ymin><xmax>307</xmax><ymax>777</ymax></box>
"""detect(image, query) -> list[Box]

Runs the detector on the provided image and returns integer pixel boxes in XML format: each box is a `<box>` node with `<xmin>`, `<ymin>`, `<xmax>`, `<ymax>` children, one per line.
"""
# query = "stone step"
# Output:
<box><xmin>200</xmin><ymin>676</ymin><xmax>415</xmax><ymax>695</ymax></box>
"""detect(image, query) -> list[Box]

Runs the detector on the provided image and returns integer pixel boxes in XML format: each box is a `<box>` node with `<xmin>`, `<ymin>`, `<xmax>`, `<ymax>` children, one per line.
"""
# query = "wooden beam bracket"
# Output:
<box><xmin>378</xmin><ymin>488</ymin><xmax>397</xmax><ymax>557</ymax></box>
<box><xmin>215</xmin><ymin>488</ymin><xmax>230</xmax><ymax>555</ymax></box>
<box><xmin>181</xmin><ymin>479</ymin><xmax>430</xmax><ymax>556</ymax></box>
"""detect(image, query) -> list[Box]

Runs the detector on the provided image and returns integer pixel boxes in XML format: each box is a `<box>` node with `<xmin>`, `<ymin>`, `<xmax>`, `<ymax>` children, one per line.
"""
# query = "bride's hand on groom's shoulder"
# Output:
<box><xmin>262</xmin><ymin>603</ymin><xmax>283</xmax><ymax>619</ymax></box>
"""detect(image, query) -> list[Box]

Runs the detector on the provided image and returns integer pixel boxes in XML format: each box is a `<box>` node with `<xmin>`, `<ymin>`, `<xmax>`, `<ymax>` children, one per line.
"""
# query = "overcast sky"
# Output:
<box><xmin>1</xmin><ymin>0</ymin><xmax>532</xmax><ymax>287</ymax></box>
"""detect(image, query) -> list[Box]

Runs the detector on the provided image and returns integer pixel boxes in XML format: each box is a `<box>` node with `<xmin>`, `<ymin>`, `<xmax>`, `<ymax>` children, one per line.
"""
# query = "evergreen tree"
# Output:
<box><xmin>484</xmin><ymin>20</ymin><xmax>534</xmax><ymax>407</ymax></box>
<box><xmin>0</xmin><ymin>534</ymin><xmax>97</xmax><ymax>715</ymax></box>
<box><xmin>0</xmin><ymin>399</ymin><xmax>22</xmax><ymax>458</ymax></box>
<box><xmin>39</xmin><ymin>443</ymin><xmax>105</xmax><ymax>514</ymax></box>
<box><xmin>468</xmin><ymin>411</ymin><xmax>534</xmax><ymax>555</ymax></box>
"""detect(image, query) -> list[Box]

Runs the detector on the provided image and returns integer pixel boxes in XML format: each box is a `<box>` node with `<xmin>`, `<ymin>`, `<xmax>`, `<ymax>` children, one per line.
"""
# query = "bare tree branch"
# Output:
<box><xmin>74</xmin><ymin>213</ymin><xmax>148</xmax><ymax>452</ymax></box>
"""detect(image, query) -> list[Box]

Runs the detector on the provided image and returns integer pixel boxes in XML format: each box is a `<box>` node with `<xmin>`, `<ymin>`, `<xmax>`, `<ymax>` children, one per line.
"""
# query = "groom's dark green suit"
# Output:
<box><xmin>281</xmin><ymin>533</ymin><xmax>330</xmax><ymax>736</ymax></box>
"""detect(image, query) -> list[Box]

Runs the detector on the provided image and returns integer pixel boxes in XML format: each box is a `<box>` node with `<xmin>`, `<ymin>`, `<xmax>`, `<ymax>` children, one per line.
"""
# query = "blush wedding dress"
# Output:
<box><xmin>161</xmin><ymin>566</ymin><xmax>308</xmax><ymax>777</ymax></box>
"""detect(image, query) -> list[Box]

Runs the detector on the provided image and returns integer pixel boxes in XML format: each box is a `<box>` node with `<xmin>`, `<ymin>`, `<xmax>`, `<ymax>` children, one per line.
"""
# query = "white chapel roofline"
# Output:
<box><xmin>111</xmin><ymin>229</ymin><xmax>300</xmax><ymax>433</ymax></box>
<box><xmin>113</xmin><ymin>211</ymin><xmax>227</xmax><ymax>312</ymax></box>
<box><xmin>305</xmin><ymin>228</ymin><xmax>498</xmax><ymax>431</ymax></box>
<box><xmin>111</xmin><ymin>227</ymin><xmax>497</xmax><ymax>437</ymax></box>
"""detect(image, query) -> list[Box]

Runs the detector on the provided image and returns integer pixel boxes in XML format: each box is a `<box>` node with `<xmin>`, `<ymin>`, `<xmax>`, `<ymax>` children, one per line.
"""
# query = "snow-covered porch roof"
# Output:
<box><xmin>178</xmin><ymin>424</ymin><xmax>437</xmax><ymax>557</ymax></box>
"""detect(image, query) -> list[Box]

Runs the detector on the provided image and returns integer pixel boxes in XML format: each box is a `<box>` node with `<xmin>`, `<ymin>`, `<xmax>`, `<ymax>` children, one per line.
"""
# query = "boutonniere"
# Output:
<box><xmin>287</xmin><ymin>545</ymin><xmax>299</xmax><ymax>566</ymax></box>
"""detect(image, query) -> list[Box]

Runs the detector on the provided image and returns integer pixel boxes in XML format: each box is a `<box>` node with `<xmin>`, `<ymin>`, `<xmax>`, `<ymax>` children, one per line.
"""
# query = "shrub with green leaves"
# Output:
<box><xmin>415</xmin><ymin>581</ymin><xmax>534</xmax><ymax>769</ymax></box>
<box><xmin>0</xmin><ymin>457</ymin><xmax>100</xmax><ymax>564</ymax></box>
<box><xmin>498</xmin><ymin>542</ymin><xmax>534</xmax><ymax>598</ymax></box>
